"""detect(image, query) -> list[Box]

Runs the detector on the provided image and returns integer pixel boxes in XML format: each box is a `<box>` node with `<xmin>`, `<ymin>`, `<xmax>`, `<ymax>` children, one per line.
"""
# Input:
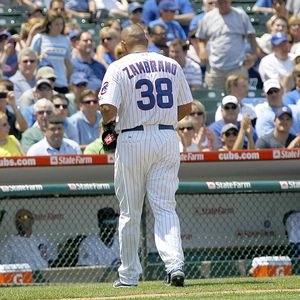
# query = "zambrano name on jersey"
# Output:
<box><xmin>122</xmin><ymin>60</ymin><xmax>177</xmax><ymax>79</ymax></box>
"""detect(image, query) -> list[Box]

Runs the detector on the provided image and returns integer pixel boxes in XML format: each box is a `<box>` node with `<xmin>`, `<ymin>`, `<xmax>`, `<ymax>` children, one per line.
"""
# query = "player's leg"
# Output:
<box><xmin>114</xmin><ymin>132</ymin><xmax>147</xmax><ymax>285</ymax></box>
<box><xmin>146</xmin><ymin>131</ymin><xmax>184</xmax><ymax>275</ymax></box>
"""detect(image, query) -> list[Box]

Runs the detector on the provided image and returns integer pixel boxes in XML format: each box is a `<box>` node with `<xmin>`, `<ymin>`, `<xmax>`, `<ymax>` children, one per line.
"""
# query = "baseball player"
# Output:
<box><xmin>98</xmin><ymin>24</ymin><xmax>193</xmax><ymax>288</ymax></box>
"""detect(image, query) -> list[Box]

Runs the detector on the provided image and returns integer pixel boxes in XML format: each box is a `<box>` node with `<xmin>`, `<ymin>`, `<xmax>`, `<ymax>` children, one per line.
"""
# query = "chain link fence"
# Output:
<box><xmin>0</xmin><ymin>181</ymin><xmax>299</xmax><ymax>285</ymax></box>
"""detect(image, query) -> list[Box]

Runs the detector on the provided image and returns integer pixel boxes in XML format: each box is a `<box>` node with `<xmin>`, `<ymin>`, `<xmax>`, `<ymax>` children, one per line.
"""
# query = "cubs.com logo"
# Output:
<box><xmin>100</xmin><ymin>81</ymin><xmax>109</xmax><ymax>95</ymax></box>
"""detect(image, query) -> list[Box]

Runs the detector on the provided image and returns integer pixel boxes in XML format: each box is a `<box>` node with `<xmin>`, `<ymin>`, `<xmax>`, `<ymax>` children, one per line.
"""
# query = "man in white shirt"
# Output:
<box><xmin>27</xmin><ymin>115</ymin><xmax>81</xmax><ymax>156</ymax></box>
<box><xmin>0</xmin><ymin>209</ymin><xmax>56</xmax><ymax>270</ymax></box>
<box><xmin>77</xmin><ymin>207</ymin><xmax>120</xmax><ymax>266</ymax></box>
<box><xmin>258</xmin><ymin>32</ymin><xmax>294</xmax><ymax>83</ymax></box>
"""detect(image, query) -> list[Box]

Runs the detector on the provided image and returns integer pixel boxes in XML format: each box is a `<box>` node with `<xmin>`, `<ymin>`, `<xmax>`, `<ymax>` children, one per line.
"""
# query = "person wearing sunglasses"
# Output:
<box><xmin>96</xmin><ymin>27</ymin><xmax>120</xmax><ymax>69</ymax></box>
<box><xmin>177</xmin><ymin>116</ymin><xmax>197</xmax><ymax>152</ymax></box>
<box><xmin>219</xmin><ymin>114</ymin><xmax>255</xmax><ymax>151</ymax></box>
<box><xmin>9</xmin><ymin>48</ymin><xmax>39</xmax><ymax>102</ymax></box>
<box><xmin>255</xmin><ymin>78</ymin><xmax>300</xmax><ymax>138</ymax></box>
<box><xmin>0</xmin><ymin>208</ymin><xmax>57</xmax><ymax>271</ymax></box>
<box><xmin>0</xmin><ymin>111</ymin><xmax>24</xmax><ymax>156</ymax></box>
<box><xmin>189</xmin><ymin>100</ymin><xmax>219</xmax><ymax>151</ymax></box>
<box><xmin>70</xmin><ymin>89</ymin><xmax>101</xmax><ymax>151</ymax></box>
<box><xmin>209</xmin><ymin>95</ymin><xmax>258</xmax><ymax>148</ymax></box>
<box><xmin>21</xmin><ymin>98</ymin><xmax>54</xmax><ymax>153</ymax></box>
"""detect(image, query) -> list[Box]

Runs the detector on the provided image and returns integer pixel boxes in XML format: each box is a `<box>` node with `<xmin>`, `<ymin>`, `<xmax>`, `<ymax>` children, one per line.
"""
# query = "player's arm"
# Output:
<box><xmin>100</xmin><ymin>104</ymin><xmax>117</xmax><ymax>125</ymax></box>
<box><xmin>178</xmin><ymin>103</ymin><xmax>192</xmax><ymax>121</ymax></box>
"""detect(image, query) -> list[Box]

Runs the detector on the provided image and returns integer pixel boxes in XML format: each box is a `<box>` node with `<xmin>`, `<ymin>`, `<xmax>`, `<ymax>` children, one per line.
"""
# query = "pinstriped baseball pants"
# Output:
<box><xmin>114</xmin><ymin>126</ymin><xmax>184</xmax><ymax>285</ymax></box>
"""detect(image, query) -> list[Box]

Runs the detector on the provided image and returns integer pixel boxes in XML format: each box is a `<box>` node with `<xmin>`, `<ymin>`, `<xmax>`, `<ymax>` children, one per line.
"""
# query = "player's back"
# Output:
<box><xmin>107</xmin><ymin>51</ymin><xmax>190</xmax><ymax>131</ymax></box>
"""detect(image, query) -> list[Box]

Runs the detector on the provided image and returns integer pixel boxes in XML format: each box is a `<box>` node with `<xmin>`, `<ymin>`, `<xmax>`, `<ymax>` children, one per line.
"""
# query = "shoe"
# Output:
<box><xmin>166</xmin><ymin>268</ymin><xmax>185</xmax><ymax>287</ymax></box>
<box><xmin>113</xmin><ymin>279</ymin><xmax>138</xmax><ymax>288</ymax></box>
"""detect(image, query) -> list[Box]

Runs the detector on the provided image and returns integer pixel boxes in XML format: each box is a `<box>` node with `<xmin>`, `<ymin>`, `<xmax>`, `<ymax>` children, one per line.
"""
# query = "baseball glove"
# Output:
<box><xmin>102</xmin><ymin>121</ymin><xmax>118</xmax><ymax>152</ymax></box>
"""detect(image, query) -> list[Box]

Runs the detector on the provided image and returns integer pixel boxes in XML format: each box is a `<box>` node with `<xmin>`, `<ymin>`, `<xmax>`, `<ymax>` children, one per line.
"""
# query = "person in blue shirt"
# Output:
<box><xmin>122</xmin><ymin>2</ymin><xmax>144</xmax><ymax>28</ymax></box>
<box><xmin>252</xmin><ymin>0</ymin><xmax>273</xmax><ymax>14</ymax></box>
<box><xmin>69</xmin><ymin>89</ymin><xmax>101</xmax><ymax>150</ymax></box>
<box><xmin>72</xmin><ymin>31</ymin><xmax>106</xmax><ymax>91</ymax></box>
<box><xmin>283</xmin><ymin>64</ymin><xmax>300</xmax><ymax>106</ymax></box>
<box><xmin>142</xmin><ymin>0</ymin><xmax>195</xmax><ymax>36</ymax></box>
<box><xmin>149</xmin><ymin>1</ymin><xmax>187</xmax><ymax>42</ymax></box>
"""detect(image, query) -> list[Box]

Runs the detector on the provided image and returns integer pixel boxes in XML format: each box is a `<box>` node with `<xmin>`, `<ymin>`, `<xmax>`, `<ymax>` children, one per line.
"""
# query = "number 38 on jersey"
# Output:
<box><xmin>135</xmin><ymin>78</ymin><xmax>173</xmax><ymax>110</ymax></box>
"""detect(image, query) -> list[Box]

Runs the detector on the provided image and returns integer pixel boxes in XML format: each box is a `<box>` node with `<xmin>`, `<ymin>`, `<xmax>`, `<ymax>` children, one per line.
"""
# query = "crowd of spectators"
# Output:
<box><xmin>0</xmin><ymin>0</ymin><xmax>300</xmax><ymax>157</ymax></box>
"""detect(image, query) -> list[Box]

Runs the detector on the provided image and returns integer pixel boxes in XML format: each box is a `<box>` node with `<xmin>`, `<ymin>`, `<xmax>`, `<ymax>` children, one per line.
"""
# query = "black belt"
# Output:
<box><xmin>121</xmin><ymin>124</ymin><xmax>174</xmax><ymax>133</ymax></box>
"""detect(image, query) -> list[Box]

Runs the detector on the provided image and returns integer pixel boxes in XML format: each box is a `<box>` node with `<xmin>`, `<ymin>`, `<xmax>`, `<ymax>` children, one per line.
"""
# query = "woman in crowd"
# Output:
<box><xmin>189</xmin><ymin>100</ymin><xmax>219</xmax><ymax>151</ymax></box>
<box><xmin>95</xmin><ymin>27</ymin><xmax>120</xmax><ymax>69</ymax></box>
<box><xmin>30</xmin><ymin>10</ymin><xmax>73</xmax><ymax>94</ymax></box>
<box><xmin>0</xmin><ymin>111</ymin><xmax>24</xmax><ymax>156</ymax></box>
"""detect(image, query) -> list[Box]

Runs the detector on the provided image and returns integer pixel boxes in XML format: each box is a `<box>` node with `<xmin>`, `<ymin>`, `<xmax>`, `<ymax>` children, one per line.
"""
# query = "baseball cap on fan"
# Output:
<box><xmin>221</xmin><ymin>123</ymin><xmax>238</xmax><ymax>134</ymax></box>
<box><xmin>263</xmin><ymin>78</ymin><xmax>281</xmax><ymax>94</ymax></box>
<box><xmin>158</xmin><ymin>0</ymin><xmax>178</xmax><ymax>11</ymax></box>
<box><xmin>275</xmin><ymin>106</ymin><xmax>293</xmax><ymax>119</ymax></box>
<box><xmin>128</xmin><ymin>2</ymin><xmax>143</xmax><ymax>14</ymax></box>
<box><xmin>221</xmin><ymin>95</ymin><xmax>238</xmax><ymax>107</ymax></box>
<box><xmin>36</xmin><ymin>66</ymin><xmax>56</xmax><ymax>79</ymax></box>
<box><xmin>70</xmin><ymin>72</ymin><xmax>88</xmax><ymax>85</ymax></box>
<box><xmin>271</xmin><ymin>32</ymin><xmax>287</xmax><ymax>46</ymax></box>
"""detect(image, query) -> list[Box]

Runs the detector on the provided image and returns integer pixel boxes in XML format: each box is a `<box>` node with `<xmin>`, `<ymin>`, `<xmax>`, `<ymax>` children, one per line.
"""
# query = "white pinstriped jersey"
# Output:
<box><xmin>98</xmin><ymin>51</ymin><xmax>193</xmax><ymax>131</ymax></box>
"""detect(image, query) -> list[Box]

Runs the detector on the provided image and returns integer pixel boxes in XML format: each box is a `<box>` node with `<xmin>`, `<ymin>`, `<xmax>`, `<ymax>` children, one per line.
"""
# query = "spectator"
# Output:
<box><xmin>27</xmin><ymin>114</ymin><xmax>81</xmax><ymax>155</ymax></box>
<box><xmin>19</xmin><ymin>66</ymin><xmax>56</xmax><ymax>109</ymax></box>
<box><xmin>94</xmin><ymin>0</ymin><xmax>128</xmax><ymax>18</ymax></box>
<box><xmin>148</xmin><ymin>24</ymin><xmax>169</xmax><ymax>56</ymax></box>
<box><xmin>51</xmin><ymin>94</ymin><xmax>79</xmax><ymax>143</ymax></box>
<box><xmin>64</xmin><ymin>0</ymin><xmax>96</xmax><ymax>19</ymax></box>
<box><xmin>268</xmin><ymin>15</ymin><xmax>288</xmax><ymax>34</ymax></box>
<box><xmin>252</xmin><ymin>0</ymin><xmax>272</xmax><ymax>14</ymax></box>
<box><xmin>22</xmin><ymin>78</ymin><xmax>54</xmax><ymax>127</ymax></box>
<box><xmin>67</xmin><ymin>72</ymin><xmax>89</xmax><ymax>112</ymax></box>
<box><xmin>284</xmin><ymin>210</ymin><xmax>300</xmax><ymax>257</ymax></box>
<box><xmin>0</xmin><ymin>111</ymin><xmax>24</xmax><ymax>156</ymax></box>
<box><xmin>255</xmin><ymin>78</ymin><xmax>299</xmax><ymax>137</ymax></box>
<box><xmin>288</xmin><ymin>16</ymin><xmax>300</xmax><ymax>52</ymax></box>
<box><xmin>189</xmin><ymin>100</ymin><xmax>219</xmax><ymax>151</ymax></box>
<box><xmin>219</xmin><ymin>118</ymin><xmax>255</xmax><ymax>150</ymax></box>
<box><xmin>30</xmin><ymin>11</ymin><xmax>73</xmax><ymax>94</ymax></box>
<box><xmin>0</xmin><ymin>80</ymin><xmax>28</xmax><ymax>140</ymax></box>
<box><xmin>256</xmin><ymin>106</ymin><xmax>300</xmax><ymax>148</ymax></box>
<box><xmin>84</xmin><ymin>120</ymin><xmax>115</xmax><ymax>154</ymax></box>
<box><xmin>95</xmin><ymin>27</ymin><xmax>120</xmax><ymax>69</ymax></box>
<box><xmin>283</xmin><ymin>63</ymin><xmax>300</xmax><ymax>105</ymax></box>
<box><xmin>72</xmin><ymin>31</ymin><xmax>106</xmax><ymax>91</ymax></box>
<box><xmin>215</xmin><ymin>74</ymin><xmax>257</xmax><ymax>125</ymax></box>
<box><xmin>122</xmin><ymin>2</ymin><xmax>144</xmax><ymax>28</ymax></box>
<box><xmin>69</xmin><ymin>89</ymin><xmax>102</xmax><ymax>150</ymax></box>
<box><xmin>0</xmin><ymin>209</ymin><xmax>56</xmax><ymax>271</ymax></box>
<box><xmin>269</xmin><ymin>0</ymin><xmax>289</xmax><ymax>20</ymax></box>
<box><xmin>177</xmin><ymin>116</ymin><xmax>199</xmax><ymax>152</ymax></box>
<box><xmin>243</xmin><ymin>52</ymin><xmax>264</xmax><ymax>91</ymax></box>
<box><xmin>142</xmin><ymin>0</ymin><xmax>195</xmax><ymax>36</ymax></box>
<box><xmin>168</xmin><ymin>39</ymin><xmax>202</xmax><ymax>91</ymax></box>
<box><xmin>149</xmin><ymin>1</ymin><xmax>187</xmax><ymax>43</ymax></box>
<box><xmin>196</xmin><ymin>0</ymin><xmax>257</xmax><ymax>90</ymax></box>
<box><xmin>258</xmin><ymin>32</ymin><xmax>293</xmax><ymax>83</ymax></box>
<box><xmin>209</xmin><ymin>95</ymin><xmax>257</xmax><ymax>148</ymax></box>
<box><xmin>286</xmin><ymin>0</ymin><xmax>300</xmax><ymax>17</ymax></box>
<box><xmin>10</xmin><ymin>48</ymin><xmax>38</xmax><ymax>103</ymax></box>
<box><xmin>114</xmin><ymin>42</ymin><xmax>126</xmax><ymax>60</ymax></box>
<box><xmin>0</xmin><ymin>31</ymin><xmax>18</xmax><ymax>79</ymax></box>
<box><xmin>21</xmin><ymin>98</ymin><xmax>54</xmax><ymax>153</ymax></box>
<box><xmin>77</xmin><ymin>207</ymin><xmax>120</xmax><ymax>266</ymax></box>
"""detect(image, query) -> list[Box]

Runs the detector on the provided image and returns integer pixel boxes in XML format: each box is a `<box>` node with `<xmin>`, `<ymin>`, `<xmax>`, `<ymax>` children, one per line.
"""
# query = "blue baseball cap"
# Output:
<box><xmin>271</xmin><ymin>32</ymin><xmax>287</xmax><ymax>46</ymax></box>
<box><xmin>158</xmin><ymin>0</ymin><xmax>178</xmax><ymax>11</ymax></box>
<box><xmin>275</xmin><ymin>106</ymin><xmax>293</xmax><ymax>119</ymax></box>
<box><xmin>70</xmin><ymin>72</ymin><xmax>88</xmax><ymax>85</ymax></box>
<box><xmin>68</xmin><ymin>29</ymin><xmax>81</xmax><ymax>40</ymax></box>
<box><xmin>128</xmin><ymin>2</ymin><xmax>143</xmax><ymax>14</ymax></box>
